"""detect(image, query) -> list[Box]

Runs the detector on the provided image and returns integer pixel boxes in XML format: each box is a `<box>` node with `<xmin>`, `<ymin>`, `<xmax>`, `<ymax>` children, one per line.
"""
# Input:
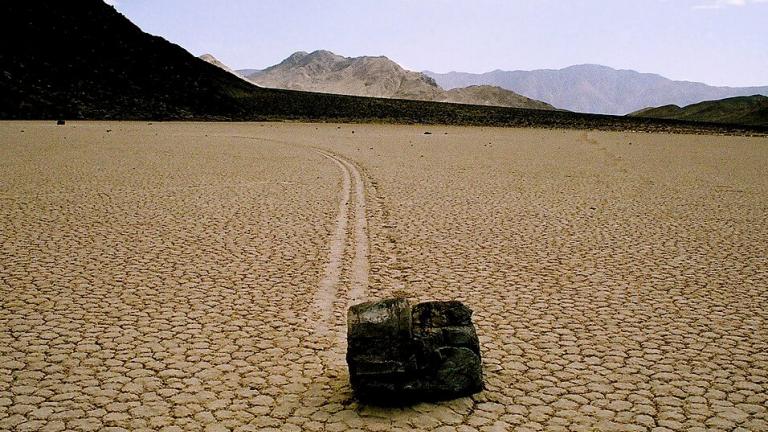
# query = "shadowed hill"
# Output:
<box><xmin>629</xmin><ymin>95</ymin><xmax>768</xmax><ymax>127</ymax></box>
<box><xmin>0</xmin><ymin>1</ymin><xmax>269</xmax><ymax>119</ymax></box>
<box><xmin>0</xmin><ymin>0</ymin><xmax>765</xmax><ymax>135</ymax></box>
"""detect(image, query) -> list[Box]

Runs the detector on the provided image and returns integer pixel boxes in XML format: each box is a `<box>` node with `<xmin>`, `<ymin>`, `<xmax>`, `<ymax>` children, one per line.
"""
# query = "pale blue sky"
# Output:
<box><xmin>110</xmin><ymin>0</ymin><xmax>768</xmax><ymax>87</ymax></box>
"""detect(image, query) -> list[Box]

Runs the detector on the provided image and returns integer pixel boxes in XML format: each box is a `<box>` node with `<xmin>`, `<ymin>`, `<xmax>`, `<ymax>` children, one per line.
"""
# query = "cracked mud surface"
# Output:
<box><xmin>1</xmin><ymin>121</ymin><xmax>767</xmax><ymax>431</ymax></box>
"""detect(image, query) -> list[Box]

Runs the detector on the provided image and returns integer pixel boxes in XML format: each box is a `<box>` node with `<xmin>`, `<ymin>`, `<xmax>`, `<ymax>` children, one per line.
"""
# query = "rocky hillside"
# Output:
<box><xmin>629</xmin><ymin>95</ymin><xmax>768</xmax><ymax>127</ymax></box>
<box><xmin>425</xmin><ymin>65</ymin><xmax>768</xmax><ymax>115</ymax></box>
<box><xmin>242</xmin><ymin>51</ymin><xmax>555</xmax><ymax>110</ymax></box>
<box><xmin>440</xmin><ymin>85</ymin><xmax>555</xmax><ymax>110</ymax></box>
<box><xmin>248</xmin><ymin>50</ymin><xmax>444</xmax><ymax>100</ymax></box>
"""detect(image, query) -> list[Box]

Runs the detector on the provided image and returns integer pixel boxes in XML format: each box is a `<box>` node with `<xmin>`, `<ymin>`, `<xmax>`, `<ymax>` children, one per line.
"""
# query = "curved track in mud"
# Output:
<box><xmin>312</xmin><ymin>150</ymin><xmax>370</xmax><ymax>367</ymax></box>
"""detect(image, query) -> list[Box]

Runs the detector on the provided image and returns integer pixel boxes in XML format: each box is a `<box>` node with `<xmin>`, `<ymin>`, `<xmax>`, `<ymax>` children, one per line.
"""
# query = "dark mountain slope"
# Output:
<box><xmin>0</xmin><ymin>0</ymin><xmax>267</xmax><ymax>119</ymax></box>
<box><xmin>629</xmin><ymin>95</ymin><xmax>768</xmax><ymax>127</ymax></box>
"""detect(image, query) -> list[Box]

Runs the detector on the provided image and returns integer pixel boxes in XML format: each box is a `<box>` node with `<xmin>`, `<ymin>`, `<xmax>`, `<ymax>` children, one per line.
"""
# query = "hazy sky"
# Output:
<box><xmin>109</xmin><ymin>0</ymin><xmax>768</xmax><ymax>87</ymax></box>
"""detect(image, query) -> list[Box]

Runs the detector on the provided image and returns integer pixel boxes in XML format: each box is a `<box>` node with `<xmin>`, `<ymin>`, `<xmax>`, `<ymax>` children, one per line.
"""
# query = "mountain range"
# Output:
<box><xmin>424</xmin><ymin>66</ymin><xmax>768</xmax><ymax>115</ymax></box>
<box><xmin>630</xmin><ymin>95</ymin><xmax>768</xmax><ymax>127</ymax></box>
<box><xmin>1</xmin><ymin>0</ymin><xmax>764</xmax><ymax>133</ymax></box>
<box><xmin>219</xmin><ymin>50</ymin><xmax>555</xmax><ymax>110</ymax></box>
<box><xmin>3</xmin><ymin>0</ymin><xmax>553</xmax><ymax>121</ymax></box>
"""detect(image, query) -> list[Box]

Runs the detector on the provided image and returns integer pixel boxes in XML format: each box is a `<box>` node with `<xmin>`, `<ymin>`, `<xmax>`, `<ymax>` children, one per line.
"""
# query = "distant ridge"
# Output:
<box><xmin>425</xmin><ymin>65</ymin><xmax>768</xmax><ymax>115</ymax></box>
<box><xmin>199</xmin><ymin>54</ymin><xmax>245</xmax><ymax>78</ymax></box>
<box><xmin>236</xmin><ymin>68</ymin><xmax>261</xmax><ymax>77</ymax></box>
<box><xmin>241</xmin><ymin>50</ymin><xmax>556</xmax><ymax>110</ymax></box>
<box><xmin>440</xmin><ymin>85</ymin><xmax>555</xmax><ymax>111</ymax></box>
<box><xmin>629</xmin><ymin>95</ymin><xmax>768</xmax><ymax>127</ymax></box>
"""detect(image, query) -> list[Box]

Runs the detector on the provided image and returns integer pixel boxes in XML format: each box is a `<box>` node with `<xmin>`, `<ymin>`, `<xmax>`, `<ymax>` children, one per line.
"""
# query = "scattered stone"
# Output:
<box><xmin>424</xmin><ymin>132</ymin><xmax>432</xmax><ymax>135</ymax></box>
<box><xmin>56</xmin><ymin>119</ymin><xmax>65</xmax><ymax>125</ymax></box>
<box><xmin>347</xmin><ymin>298</ymin><xmax>483</xmax><ymax>404</ymax></box>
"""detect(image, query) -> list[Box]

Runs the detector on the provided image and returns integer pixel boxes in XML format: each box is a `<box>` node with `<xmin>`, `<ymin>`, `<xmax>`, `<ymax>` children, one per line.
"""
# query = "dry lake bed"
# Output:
<box><xmin>1</xmin><ymin>121</ymin><xmax>767</xmax><ymax>432</ymax></box>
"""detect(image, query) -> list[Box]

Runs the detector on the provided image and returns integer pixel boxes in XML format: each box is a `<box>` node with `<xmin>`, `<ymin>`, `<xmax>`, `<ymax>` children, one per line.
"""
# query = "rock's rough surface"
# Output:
<box><xmin>412</xmin><ymin>301</ymin><xmax>483</xmax><ymax>397</ymax></box>
<box><xmin>347</xmin><ymin>299</ymin><xmax>483</xmax><ymax>403</ymax></box>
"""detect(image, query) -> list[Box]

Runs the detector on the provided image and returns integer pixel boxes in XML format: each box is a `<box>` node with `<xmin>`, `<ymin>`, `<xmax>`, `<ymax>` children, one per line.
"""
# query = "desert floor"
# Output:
<box><xmin>1</xmin><ymin>121</ymin><xmax>766</xmax><ymax>432</ymax></box>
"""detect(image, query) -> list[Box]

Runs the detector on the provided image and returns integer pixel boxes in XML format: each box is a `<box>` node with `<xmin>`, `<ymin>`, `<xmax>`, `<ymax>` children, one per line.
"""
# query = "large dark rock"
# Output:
<box><xmin>347</xmin><ymin>299</ymin><xmax>483</xmax><ymax>404</ymax></box>
<box><xmin>411</xmin><ymin>301</ymin><xmax>483</xmax><ymax>398</ymax></box>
